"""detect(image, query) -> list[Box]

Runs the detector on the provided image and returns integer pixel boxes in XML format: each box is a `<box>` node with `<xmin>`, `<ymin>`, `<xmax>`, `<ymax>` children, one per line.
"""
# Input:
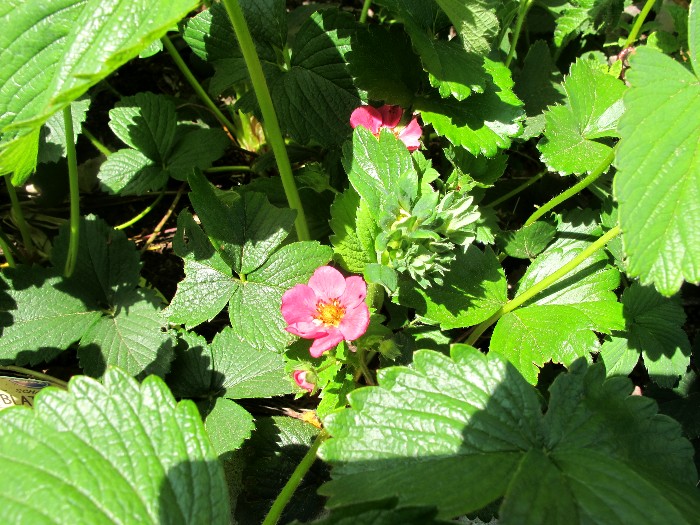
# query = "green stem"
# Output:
<box><xmin>262</xmin><ymin>430</ymin><xmax>329</xmax><ymax>525</ymax></box>
<box><xmin>0</xmin><ymin>366</ymin><xmax>69</xmax><ymax>389</ymax></box>
<box><xmin>356</xmin><ymin>347</ymin><xmax>376</xmax><ymax>386</ymax></box>
<box><xmin>63</xmin><ymin>106</ymin><xmax>81</xmax><ymax>278</ymax></box>
<box><xmin>204</xmin><ymin>165</ymin><xmax>252</xmax><ymax>174</ymax></box>
<box><xmin>623</xmin><ymin>0</ymin><xmax>656</xmax><ymax>49</ymax></box>
<box><xmin>81</xmin><ymin>127</ymin><xmax>112</xmax><ymax>157</ymax></box>
<box><xmin>359</xmin><ymin>0</ymin><xmax>372</xmax><ymax>23</ymax></box>
<box><xmin>484</xmin><ymin>170</ymin><xmax>545</xmax><ymax>209</ymax></box>
<box><xmin>524</xmin><ymin>147</ymin><xmax>616</xmax><ymax>227</ymax></box>
<box><xmin>465</xmin><ymin>225</ymin><xmax>621</xmax><ymax>346</ymax></box>
<box><xmin>114</xmin><ymin>191</ymin><xmax>165</xmax><ymax>230</ymax></box>
<box><xmin>162</xmin><ymin>35</ymin><xmax>239</xmax><ymax>137</ymax></box>
<box><xmin>0</xmin><ymin>231</ymin><xmax>16</xmax><ymax>267</ymax></box>
<box><xmin>3</xmin><ymin>174</ymin><xmax>34</xmax><ymax>257</ymax></box>
<box><xmin>220</xmin><ymin>0</ymin><xmax>311</xmax><ymax>241</ymax></box>
<box><xmin>506</xmin><ymin>0</ymin><xmax>534</xmax><ymax>68</ymax></box>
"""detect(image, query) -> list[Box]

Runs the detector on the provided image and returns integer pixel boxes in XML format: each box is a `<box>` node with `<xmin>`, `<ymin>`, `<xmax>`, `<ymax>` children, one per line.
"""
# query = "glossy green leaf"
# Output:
<box><xmin>491</xmin><ymin>212</ymin><xmax>624</xmax><ymax>383</ymax></box>
<box><xmin>614</xmin><ymin>46</ymin><xmax>700</xmax><ymax>295</ymax></box>
<box><xmin>320</xmin><ymin>347</ymin><xmax>700</xmax><ymax>522</ymax></box>
<box><xmin>0</xmin><ymin>368</ymin><xmax>230</xmax><ymax>524</ymax></box>
<box><xmin>396</xmin><ymin>246</ymin><xmax>507</xmax><ymax>329</ymax></box>
<box><xmin>168</xmin><ymin>328</ymin><xmax>292</xmax><ymax>400</ymax></box>
<box><xmin>538</xmin><ymin>59</ymin><xmax>626</xmax><ymax>175</ymax></box>
<box><xmin>0</xmin><ymin>0</ymin><xmax>198</xmax><ymax>184</ymax></box>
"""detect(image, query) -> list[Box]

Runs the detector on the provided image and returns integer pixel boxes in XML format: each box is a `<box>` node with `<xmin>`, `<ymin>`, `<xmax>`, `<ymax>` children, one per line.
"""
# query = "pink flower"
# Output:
<box><xmin>350</xmin><ymin>104</ymin><xmax>422</xmax><ymax>151</ymax></box>
<box><xmin>293</xmin><ymin>370</ymin><xmax>315</xmax><ymax>393</ymax></box>
<box><xmin>281</xmin><ymin>266</ymin><xmax>370</xmax><ymax>358</ymax></box>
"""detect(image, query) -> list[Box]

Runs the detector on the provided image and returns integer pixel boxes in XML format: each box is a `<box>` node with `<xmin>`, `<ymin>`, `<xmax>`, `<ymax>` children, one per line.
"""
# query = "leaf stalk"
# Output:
<box><xmin>623</xmin><ymin>0</ymin><xmax>656</xmax><ymax>49</ymax></box>
<box><xmin>3</xmin><ymin>175</ymin><xmax>34</xmax><ymax>259</ymax></box>
<box><xmin>63</xmin><ymin>105</ymin><xmax>81</xmax><ymax>278</ymax></box>
<box><xmin>506</xmin><ymin>0</ymin><xmax>534</xmax><ymax>68</ymax></box>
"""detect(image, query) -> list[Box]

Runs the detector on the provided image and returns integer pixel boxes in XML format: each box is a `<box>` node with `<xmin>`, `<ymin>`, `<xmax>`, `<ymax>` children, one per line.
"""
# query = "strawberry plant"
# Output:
<box><xmin>0</xmin><ymin>0</ymin><xmax>698</xmax><ymax>523</ymax></box>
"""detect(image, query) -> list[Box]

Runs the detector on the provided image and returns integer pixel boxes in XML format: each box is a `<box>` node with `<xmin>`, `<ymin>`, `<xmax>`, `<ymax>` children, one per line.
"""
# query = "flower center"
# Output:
<box><xmin>315</xmin><ymin>299</ymin><xmax>346</xmax><ymax>327</ymax></box>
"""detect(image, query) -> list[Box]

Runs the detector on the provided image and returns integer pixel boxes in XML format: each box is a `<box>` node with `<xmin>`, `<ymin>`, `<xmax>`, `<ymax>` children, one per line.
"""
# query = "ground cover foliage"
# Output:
<box><xmin>0</xmin><ymin>0</ymin><xmax>698</xmax><ymax>523</ymax></box>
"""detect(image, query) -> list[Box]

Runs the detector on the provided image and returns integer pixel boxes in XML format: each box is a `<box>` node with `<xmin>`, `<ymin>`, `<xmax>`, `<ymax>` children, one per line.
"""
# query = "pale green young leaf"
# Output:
<box><xmin>0</xmin><ymin>368</ymin><xmax>230</xmax><ymax>524</ymax></box>
<box><xmin>395</xmin><ymin>246</ymin><xmax>507</xmax><ymax>329</ymax></box>
<box><xmin>320</xmin><ymin>349</ymin><xmax>699</xmax><ymax>522</ymax></box>
<box><xmin>538</xmin><ymin>59</ymin><xmax>626</xmax><ymax>175</ymax></box>
<box><xmin>168</xmin><ymin>328</ymin><xmax>292</xmax><ymax>400</ymax></box>
<box><xmin>78</xmin><ymin>288</ymin><xmax>173</xmax><ymax>379</ymax></box>
<box><xmin>491</xmin><ymin>213</ymin><xmax>624</xmax><ymax>383</ymax></box>
<box><xmin>329</xmin><ymin>188</ymin><xmax>378</xmax><ymax>274</ymax></box>
<box><xmin>0</xmin><ymin>0</ymin><xmax>198</xmax><ymax>184</ymax></box>
<box><xmin>614</xmin><ymin>46</ymin><xmax>700</xmax><ymax>295</ymax></box>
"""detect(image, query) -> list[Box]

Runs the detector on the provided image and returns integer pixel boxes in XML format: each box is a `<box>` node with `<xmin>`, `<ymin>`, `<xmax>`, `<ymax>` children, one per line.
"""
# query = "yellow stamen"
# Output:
<box><xmin>315</xmin><ymin>299</ymin><xmax>346</xmax><ymax>327</ymax></box>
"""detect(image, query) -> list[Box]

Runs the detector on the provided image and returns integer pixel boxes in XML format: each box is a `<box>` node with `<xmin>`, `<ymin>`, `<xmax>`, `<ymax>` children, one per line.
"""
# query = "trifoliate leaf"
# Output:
<box><xmin>199</xmin><ymin>396</ymin><xmax>255</xmax><ymax>456</ymax></box>
<box><xmin>0</xmin><ymin>368</ymin><xmax>230</xmax><ymax>524</ymax></box>
<box><xmin>0</xmin><ymin>0</ymin><xmax>198</xmax><ymax>185</ymax></box>
<box><xmin>329</xmin><ymin>188</ymin><xmax>378</xmax><ymax>274</ymax></box>
<box><xmin>319</xmin><ymin>347</ymin><xmax>700</xmax><ymax>523</ymax></box>
<box><xmin>347</xmin><ymin>25</ymin><xmax>424</xmax><ymax>107</ymax></box>
<box><xmin>614</xmin><ymin>46</ymin><xmax>700</xmax><ymax>295</ymax></box>
<box><xmin>497</xmin><ymin>221</ymin><xmax>556</xmax><ymax>259</ymax></box>
<box><xmin>236</xmin><ymin>416</ymin><xmax>327</xmax><ymax>525</ymax></box>
<box><xmin>538</xmin><ymin>59</ymin><xmax>626</xmax><ymax>175</ymax></box>
<box><xmin>396</xmin><ymin>246</ymin><xmax>507</xmax><ymax>329</ymax></box>
<box><xmin>418</xmin><ymin>60</ymin><xmax>523</xmax><ymax>156</ymax></box>
<box><xmin>617</xmin><ymin>283</ymin><xmax>691</xmax><ymax>388</ymax></box>
<box><xmin>168</xmin><ymin>328</ymin><xmax>292</xmax><ymax>399</ymax></box>
<box><xmin>491</xmin><ymin>212</ymin><xmax>624</xmax><ymax>383</ymax></box>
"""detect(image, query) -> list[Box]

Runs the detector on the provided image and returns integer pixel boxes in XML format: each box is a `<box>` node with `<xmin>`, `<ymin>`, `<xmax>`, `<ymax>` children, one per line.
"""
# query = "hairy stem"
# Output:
<box><xmin>115</xmin><ymin>191</ymin><xmax>165</xmax><ymax>230</ymax></box>
<box><xmin>484</xmin><ymin>170</ymin><xmax>546</xmax><ymax>209</ymax></box>
<box><xmin>524</xmin><ymin>147</ymin><xmax>616</xmax><ymax>227</ymax></box>
<box><xmin>624</xmin><ymin>0</ymin><xmax>656</xmax><ymax>49</ymax></box>
<box><xmin>162</xmin><ymin>35</ymin><xmax>239</xmax><ymax>137</ymax></box>
<box><xmin>359</xmin><ymin>0</ymin><xmax>372</xmax><ymax>23</ymax></box>
<box><xmin>4</xmin><ymin>175</ymin><xmax>34</xmax><ymax>259</ymax></box>
<box><xmin>220</xmin><ymin>0</ymin><xmax>310</xmax><ymax>241</ymax></box>
<box><xmin>262</xmin><ymin>430</ymin><xmax>329</xmax><ymax>525</ymax></box>
<box><xmin>204</xmin><ymin>165</ymin><xmax>252</xmax><ymax>174</ymax></box>
<box><xmin>81</xmin><ymin>127</ymin><xmax>112</xmax><ymax>157</ymax></box>
<box><xmin>465</xmin><ymin>225</ymin><xmax>621</xmax><ymax>346</ymax></box>
<box><xmin>506</xmin><ymin>0</ymin><xmax>534</xmax><ymax>68</ymax></box>
<box><xmin>63</xmin><ymin>106</ymin><xmax>81</xmax><ymax>278</ymax></box>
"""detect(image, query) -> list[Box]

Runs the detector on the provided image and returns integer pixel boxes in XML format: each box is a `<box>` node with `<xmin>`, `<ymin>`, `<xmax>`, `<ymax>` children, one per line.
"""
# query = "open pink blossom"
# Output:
<box><xmin>281</xmin><ymin>266</ymin><xmax>370</xmax><ymax>358</ymax></box>
<box><xmin>293</xmin><ymin>370</ymin><xmax>315</xmax><ymax>393</ymax></box>
<box><xmin>350</xmin><ymin>104</ymin><xmax>422</xmax><ymax>151</ymax></box>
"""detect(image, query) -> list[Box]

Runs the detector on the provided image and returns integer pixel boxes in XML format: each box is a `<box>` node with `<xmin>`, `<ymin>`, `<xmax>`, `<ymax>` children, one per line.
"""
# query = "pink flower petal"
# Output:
<box><xmin>338</xmin><ymin>302</ymin><xmax>370</xmax><ymax>341</ymax></box>
<box><xmin>293</xmin><ymin>370</ymin><xmax>314</xmax><ymax>392</ymax></box>
<box><xmin>377</xmin><ymin>105</ymin><xmax>403</xmax><ymax>128</ymax></box>
<box><xmin>309</xmin><ymin>329</ymin><xmax>344</xmax><ymax>357</ymax></box>
<box><xmin>339</xmin><ymin>275</ymin><xmax>367</xmax><ymax>309</ymax></box>
<box><xmin>350</xmin><ymin>106</ymin><xmax>382</xmax><ymax>134</ymax></box>
<box><xmin>398</xmin><ymin>117</ymin><xmax>422</xmax><ymax>151</ymax></box>
<box><xmin>308</xmin><ymin>266</ymin><xmax>346</xmax><ymax>301</ymax></box>
<box><xmin>286</xmin><ymin>320</ymin><xmax>327</xmax><ymax>338</ymax></box>
<box><xmin>281</xmin><ymin>284</ymin><xmax>318</xmax><ymax>324</ymax></box>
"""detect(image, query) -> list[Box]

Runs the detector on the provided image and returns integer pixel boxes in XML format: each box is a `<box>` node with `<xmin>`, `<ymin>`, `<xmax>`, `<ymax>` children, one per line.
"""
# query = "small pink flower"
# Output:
<box><xmin>350</xmin><ymin>104</ymin><xmax>422</xmax><ymax>151</ymax></box>
<box><xmin>293</xmin><ymin>370</ymin><xmax>315</xmax><ymax>393</ymax></box>
<box><xmin>281</xmin><ymin>266</ymin><xmax>370</xmax><ymax>358</ymax></box>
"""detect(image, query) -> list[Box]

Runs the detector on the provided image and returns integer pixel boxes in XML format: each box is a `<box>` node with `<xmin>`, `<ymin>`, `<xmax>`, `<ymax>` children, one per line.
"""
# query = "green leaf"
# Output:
<box><xmin>513</xmin><ymin>40</ymin><xmax>564</xmax><ymax>118</ymax></box>
<box><xmin>0</xmin><ymin>267</ymin><xmax>102</xmax><ymax>365</ymax></box>
<box><xmin>0</xmin><ymin>0</ymin><xmax>198</xmax><ymax>184</ymax></box>
<box><xmin>599</xmin><ymin>336</ymin><xmax>640</xmax><ymax>378</ymax></box>
<box><xmin>329</xmin><ymin>189</ymin><xmax>378</xmax><ymax>274</ymax></box>
<box><xmin>491</xmin><ymin>212</ymin><xmax>624</xmax><ymax>383</ymax></box>
<box><xmin>434</xmin><ymin>0</ymin><xmax>499</xmax><ymax>54</ymax></box>
<box><xmin>167</xmin><ymin>128</ymin><xmax>229</xmax><ymax>181</ymax></box>
<box><xmin>614</xmin><ymin>46</ymin><xmax>700</xmax><ymax>295</ymax></box>
<box><xmin>343</xmin><ymin>127</ymin><xmax>416</xmax><ymax>218</ymax></box>
<box><xmin>78</xmin><ymin>288</ymin><xmax>173</xmax><ymax>379</ymax></box>
<box><xmin>168</xmin><ymin>328</ymin><xmax>292</xmax><ymax>399</ymax></box>
<box><xmin>497</xmin><ymin>221</ymin><xmax>556</xmax><ymax>259</ymax></box>
<box><xmin>0</xmin><ymin>368</ymin><xmax>229</xmax><ymax>523</ymax></box>
<box><xmin>418</xmin><ymin>59</ymin><xmax>523</xmax><ymax>156</ymax></box>
<box><xmin>690</xmin><ymin>0</ymin><xmax>699</xmax><ymax>74</ymax></box>
<box><xmin>37</xmin><ymin>97</ymin><xmax>91</xmax><ymax>164</ymax></box>
<box><xmin>538</xmin><ymin>59</ymin><xmax>626</xmax><ymax>175</ymax></box>
<box><xmin>200</xmin><ymin>397</ymin><xmax>255</xmax><ymax>456</ymax></box>
<box><xmin>297</xmin><ymin>499</ymin><xmax>452</xmax><ymax>525</ymax></box>
<box><xmin>236</xmin><ymin>416</ymin><xmax>326</xmax><ymax>524</ymax></box>
<box><xmin>319</xmin><ymin>348</ymin><xmax>700</xmax><ymax>522</ymax></box>
<box><xmin>617</xmin><ymin>283</ymin><xmax>691</xmax><ymax>388</ymax></box>
<box><xmin>98</xmin><ymin>148</ymin><xmax>168</xmax><ymax>195</ymax></box>
<box><xmin>551</xmin><ymin>0</ymin><xmax>624</xmax><ymax>47</ymax></box>
<box><xmin>396</xmin><ymin>246</ymin><xmax>507</xmax><ymax>329</ymax></box>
